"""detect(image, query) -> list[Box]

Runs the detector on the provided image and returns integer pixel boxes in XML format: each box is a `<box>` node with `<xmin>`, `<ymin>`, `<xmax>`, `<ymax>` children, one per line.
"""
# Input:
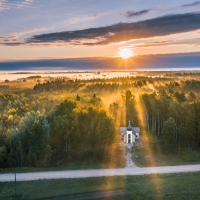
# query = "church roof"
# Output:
<box><xmin>120</xmin><ymin>126</ymin><xmax>140</xmax><ymax>134</ymax></box>
<box><xmin>120</xmin><ymin>127</ymin><xmax>127</xmax><ymax>132</ymax></box>
<box><xmin>120</xmin><ymin>120</ymin><xmax>140</xmax><ymax>134</ymax></box>
<box><xmin>132</xmin><ymin>127</ymin><xmax>140</xmax><ymax>133</ymax></box>
<box><xmin>120</xmin><ymin>121</ymin><xmax>140</xmax><ymax>134</ymax></box>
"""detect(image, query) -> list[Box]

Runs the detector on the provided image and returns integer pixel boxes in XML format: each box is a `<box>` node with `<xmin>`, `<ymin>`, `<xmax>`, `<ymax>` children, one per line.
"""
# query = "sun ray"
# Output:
<box><xmin>134</xmin><ymin>94</ymin><xmax>163</xmax><ymax>199</ymax></box>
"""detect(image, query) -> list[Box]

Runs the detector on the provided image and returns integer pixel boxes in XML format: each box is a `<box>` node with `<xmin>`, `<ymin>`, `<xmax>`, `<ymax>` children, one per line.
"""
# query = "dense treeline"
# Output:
<box><xmin>33</xmin><ymin>76</ymin><xmax>173</xmax><ymax>93</ymax></box>
<box><xmin>142</xmin><ymin>89</ymin><xmax>200</xmax><ymax>160</ymax></box>
<box><xmin>49</xmin><ymin>100</ymin><xmax>115</xmax><ymax>165</ymax></box>
<box><xmin>1</xmin><ymin>74</ymin><xmax>200</xmax><ymax>168</ymax></box>
<box><xmin>0</xmin><ymin>89</ymin><xmax>117</xmax><ymax>168</ymax></box>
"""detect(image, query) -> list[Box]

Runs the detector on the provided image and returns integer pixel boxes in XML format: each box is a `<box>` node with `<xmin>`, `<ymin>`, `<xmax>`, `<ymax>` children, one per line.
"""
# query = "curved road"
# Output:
<box><xmin>1</xmin><ymin>164</ymin><xmax>200</xmax><ymax>182</ymax></box>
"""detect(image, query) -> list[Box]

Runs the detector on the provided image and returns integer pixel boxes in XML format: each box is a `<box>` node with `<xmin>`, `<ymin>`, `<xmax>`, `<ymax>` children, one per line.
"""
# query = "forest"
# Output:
<box><xmin>0</xmin><ymin>71</ymin><xmax>200</xmax><ymax>169</ymax></box>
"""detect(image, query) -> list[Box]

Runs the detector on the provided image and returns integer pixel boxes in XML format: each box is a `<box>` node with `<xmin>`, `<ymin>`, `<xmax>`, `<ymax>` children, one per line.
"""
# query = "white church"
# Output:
<box><xmin>120</xmin><ymin>121</ymin><xmax>140</xmax><ymax>144</ymax></box>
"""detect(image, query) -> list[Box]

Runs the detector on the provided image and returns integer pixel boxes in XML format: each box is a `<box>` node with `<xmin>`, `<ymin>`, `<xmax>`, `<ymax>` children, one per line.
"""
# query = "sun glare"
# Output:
<box><xmin>119</xmin><ymin>48</ymin><xmax>133</xmax><ymax>59</ymax></box>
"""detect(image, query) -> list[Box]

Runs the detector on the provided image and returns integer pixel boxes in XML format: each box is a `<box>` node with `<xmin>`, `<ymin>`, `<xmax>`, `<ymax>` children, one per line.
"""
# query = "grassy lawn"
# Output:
<box><xmin>1</xmin><ymin>172</ymin><xmax>200</xmax><ymax>200</ymax></box>
<box><xmin>131</xmin><ymin>145</ymin><xmax>200</xmax><ymax>167</ymax></box>
<box><xmin>0</xmin><ymin>162</ymin><xmax>124</xmax><ymax>174</ymax></box>
<box><xmin>0</xmin><ymin>164</ymin><xmax>112</xmax><ymax>174</ymax></box>
<box><xmin>131</xmin><ymin>133</ymin><xmax>200</xmax><ymax>167</ymax></box>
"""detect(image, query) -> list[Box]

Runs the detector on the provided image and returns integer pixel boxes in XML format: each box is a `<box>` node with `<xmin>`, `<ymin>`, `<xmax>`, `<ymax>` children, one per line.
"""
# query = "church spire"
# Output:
<box><xmin>127</xmin><ymin>120</ymin><xmax>132</xmax><ymax>131</ymax></box>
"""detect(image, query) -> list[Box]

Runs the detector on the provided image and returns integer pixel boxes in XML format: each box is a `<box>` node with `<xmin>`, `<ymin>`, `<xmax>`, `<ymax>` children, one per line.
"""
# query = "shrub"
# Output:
<box><xmin>182</xmin><ymin>151</ymin><xmax>200</xmax><ymax>161</ymax></box>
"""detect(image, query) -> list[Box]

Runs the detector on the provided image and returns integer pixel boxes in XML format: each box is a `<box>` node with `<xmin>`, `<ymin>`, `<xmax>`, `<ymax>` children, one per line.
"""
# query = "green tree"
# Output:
<box><xmin>49</xmin><ymin>100</ymin><xmax>76</xmax><ymax>162</ymax></box>
<box><xmin>89</xmin><ymin>94</ymin><xmax>102</xmax><ymax>107</ymax></box>
<box><xmin>76</xmin><ymin>94</ymin><xmax>81</xmax><ymax>101</ymax></box>
<box><xmin>122</xmin><ymin>90</ymin><xmax>136</xmax><ymax>125</ymax></box>
<box><xmin>162</xmin><ymin>117</ymin><xmax>177</xmax><ymax>150</ymax></box>
<box><xmin>71</xmin><ymin>107</ymin><xmax>115</xmax><ymax>163</ymax></box>
<box><xmin>174</xmin><ymin>92</ymin><xmax>186</xmax><ymax>103</ymax></box>
<box><xmin>8</xmin><ymin>111</ymin><xmax>51</xmax><ymax>167</ymax></box>
<box><xmin>0</xmin><ymin>146</ymin><xmax>7</xmax><ymax>167</ymax></box>
<box><xmin>109</xmin><ymin>102</ymin><xmax>119</xmax><ymax>122</ymax></box>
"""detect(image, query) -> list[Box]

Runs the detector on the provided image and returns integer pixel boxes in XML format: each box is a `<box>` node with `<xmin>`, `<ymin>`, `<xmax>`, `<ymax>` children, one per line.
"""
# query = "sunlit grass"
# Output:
<box><xmin>0</xmin><ymin>78</ymin><xmax>50</xmax><ymax>89</ymax></box>
<box><xmin>1</xmin><ymin>172</ymin><xmax>200</xmax><ymax>200</ymax></box>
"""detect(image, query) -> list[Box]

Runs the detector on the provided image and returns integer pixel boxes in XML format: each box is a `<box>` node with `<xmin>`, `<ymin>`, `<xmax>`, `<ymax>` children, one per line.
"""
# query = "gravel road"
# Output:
<box><xmin>1</xmin><ymin>164</ymin><xmax>200</xmax><ymax>182</ymax></box>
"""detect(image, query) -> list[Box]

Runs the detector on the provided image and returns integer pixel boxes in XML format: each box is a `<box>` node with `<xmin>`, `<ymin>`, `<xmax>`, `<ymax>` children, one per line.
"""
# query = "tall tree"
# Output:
<box><xmin>122</xmin><ymin>90</ymin><xmax>136</xmax><ymax>125</ymax></box>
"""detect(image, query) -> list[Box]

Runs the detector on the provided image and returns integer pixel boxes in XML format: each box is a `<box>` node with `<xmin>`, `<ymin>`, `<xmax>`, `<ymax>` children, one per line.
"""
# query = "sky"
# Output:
<box><xmin>0</xmin><ymin>0</ymin><xmax>200</xmax><ymax>63</ymax></box>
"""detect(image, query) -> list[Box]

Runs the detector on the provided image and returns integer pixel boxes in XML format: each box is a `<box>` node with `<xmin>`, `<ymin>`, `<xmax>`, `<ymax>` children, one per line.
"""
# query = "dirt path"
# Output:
<box><xmin>125</xmin><ymin>146</ymin><xmax>137</xmax><ymax>168</ymax></box>
<box><xmin>125</xmin><ymin>152</ymin><xmax>137</xmax><ymax>168</ymax></box>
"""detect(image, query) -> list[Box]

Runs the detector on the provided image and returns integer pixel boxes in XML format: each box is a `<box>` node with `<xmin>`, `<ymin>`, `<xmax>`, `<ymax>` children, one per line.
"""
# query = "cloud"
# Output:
<box><xmin>0</xmin><ymin>0</ymin><xmax>34</xmax><ymax>11</ymax></box>
<box><xmin>0</xmin><ymin>0</ymin><xmax>7</xmax><ymax>11</ymax></box>
<box><xmin>123</xmin><ymin>9</ymin><xmax>152</xmax><ymax>18</ymax></box>
<box><xmin>89</xmin><ymin>14</ymin><xmax>98</xmax><ymax>19</ymax></box>
<box><xmin>0</xmin><ymin>28</ymin><xmax>47</xmax><ymax>44</ymax></box>
<box><xmin>17</xmin><ymin>0</ymin><xmax>34</xmax><ymax>8</ymax></box>
<box><xmin>135</xmin><ymin>38</ymin><xmax>200</xmax><ymax>48</ymax></box>
<box><xmin>68</xmin><ymin>14</ymin><xmax>99</xmax><ymax>25</ymax></box>
<box><xmin>182</xmin><ymin>1</ymin><xmax>200</xmax><ymax>7</ymax></box>
<box><xmin>2</xmin><ymin>12</ymin><xmax>200</xmax><ymax>46</ymax></box>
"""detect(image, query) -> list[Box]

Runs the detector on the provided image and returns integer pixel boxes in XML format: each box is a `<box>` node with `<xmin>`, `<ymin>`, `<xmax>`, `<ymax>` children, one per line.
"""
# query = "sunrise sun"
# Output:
<box><xmin>119</xmin><ymin>48</ymin><xmax>133</xmax><ymax>59</ymax></box>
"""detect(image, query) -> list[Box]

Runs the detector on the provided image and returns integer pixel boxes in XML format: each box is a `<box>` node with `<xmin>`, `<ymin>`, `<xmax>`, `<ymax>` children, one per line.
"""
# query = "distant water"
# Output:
<box><xmin>1</xmin><ymin>68</ymin><xmax>200</xmax><ymax>82</ymax></box>
<box><xmin>0</xmin><ymin>71</ymin><xmax>136</xmax><ymax>81</ymax></box>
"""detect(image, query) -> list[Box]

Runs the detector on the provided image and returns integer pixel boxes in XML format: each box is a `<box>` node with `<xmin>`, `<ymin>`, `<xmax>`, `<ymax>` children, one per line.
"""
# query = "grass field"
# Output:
<box><xmin>1</xmin><ymin>172</ymin><xmax>200</xmax><ymax>200</ymax></box>
<box><xmin>131</xmin><ymin>132</ymin><xmax>200</xmax><ymax>167</ymax></box>
<box><xmin>131</xmin><ymin>145</ymin><xmax>200</xmax><ymax>167</ymax></box>
<box><xmin>0</xmin><ymin>164</ymin><xmax>119</xmax><ymax>174</ymax></box>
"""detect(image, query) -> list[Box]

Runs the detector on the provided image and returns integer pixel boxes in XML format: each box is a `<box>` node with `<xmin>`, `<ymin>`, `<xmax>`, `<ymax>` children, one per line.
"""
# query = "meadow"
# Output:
<box><xmin>1</xmin><ymin>172</ymin><xmax>200</xmax><ymax>200</ymax></box>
